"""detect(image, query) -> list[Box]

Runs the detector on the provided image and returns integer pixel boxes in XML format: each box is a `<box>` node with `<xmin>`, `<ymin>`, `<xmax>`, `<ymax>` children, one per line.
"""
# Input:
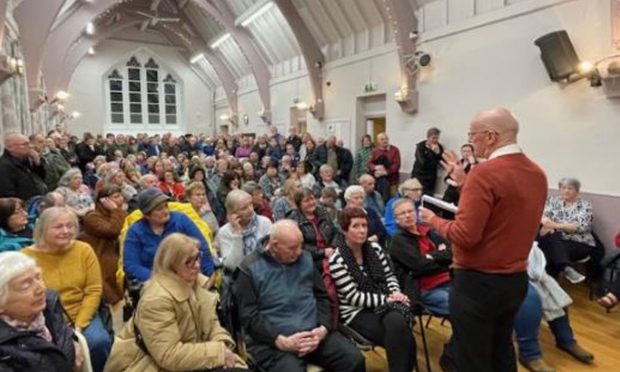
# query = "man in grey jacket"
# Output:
<box><xmin>235</xmin><ymin>220</ymin><xmax>365</xmax><ymax>372</ymax></box>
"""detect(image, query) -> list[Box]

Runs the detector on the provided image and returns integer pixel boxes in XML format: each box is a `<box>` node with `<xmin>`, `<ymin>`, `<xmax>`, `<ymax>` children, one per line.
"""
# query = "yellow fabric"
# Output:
<box><xmin>23</xmin><ymin>241</ymin><xmax>103</xmax><ymax>329</ymax></box>
<box><xmin>116</xmin><ymin>202</ymin><xmax>220</xmax><ymax>289</ymax></box>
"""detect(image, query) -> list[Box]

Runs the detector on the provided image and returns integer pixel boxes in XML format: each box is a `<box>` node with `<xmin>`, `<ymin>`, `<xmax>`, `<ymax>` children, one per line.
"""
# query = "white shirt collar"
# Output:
<box><xmin>488</xmin><ymin>144</ymin><xmax>522</xmax><ymax>160</ymax></box>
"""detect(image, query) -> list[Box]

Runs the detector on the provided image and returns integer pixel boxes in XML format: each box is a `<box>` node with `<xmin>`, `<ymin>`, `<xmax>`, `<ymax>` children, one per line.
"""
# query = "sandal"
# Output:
<box><xmin>596</xmin><ymin>293</ymin><xmax>618</xmax><ymax>310</ymax></box>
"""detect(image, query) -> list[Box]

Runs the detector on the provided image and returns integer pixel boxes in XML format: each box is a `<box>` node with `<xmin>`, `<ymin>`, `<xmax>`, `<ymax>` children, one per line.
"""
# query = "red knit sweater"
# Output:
<box><xmin>429</xmin><ymin>153</ymin><xmax>547</xmax><ymax>273</ymax></box>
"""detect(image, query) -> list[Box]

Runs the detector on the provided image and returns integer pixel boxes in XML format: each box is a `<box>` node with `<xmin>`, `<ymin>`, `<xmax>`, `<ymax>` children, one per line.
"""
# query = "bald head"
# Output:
<box><xmin>469</xmin><ymin>107</ymin><xmax>519</xmax><ymax>158</ymax></box>
<box><xmin>472</xmin><ymin>107</ymin><xmax>519</xmax><ymax>138</ymax></box>
<box><xmin>269</xmin><ymin>219</ymin><xmax>303</xmax><ymax>264</ymax></box>
<box><xmin>4</xmin><ymin>133</ymin><xmax>31</xmax><ymax>159</ymax></box>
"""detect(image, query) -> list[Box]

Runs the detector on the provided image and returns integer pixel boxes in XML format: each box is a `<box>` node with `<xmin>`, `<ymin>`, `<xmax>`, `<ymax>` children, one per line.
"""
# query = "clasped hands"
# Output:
<box><xmin>387</xmin><ymin>291</ymin><xmax>410</xmax><ymax>306</ymax></box>
<box><xmin>275</xmin><ymin>326</ymin><xmax>328</xmax><ymax>357</ymax></box>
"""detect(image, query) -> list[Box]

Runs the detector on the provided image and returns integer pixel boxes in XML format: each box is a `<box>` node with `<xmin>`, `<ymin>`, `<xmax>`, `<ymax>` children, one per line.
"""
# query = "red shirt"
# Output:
<box><xmin>430</xmin><ymin>154</ymin><xmax>547</xmax><ymax>274</ymax></box>
<box><xmin>416</xmin><ymin>225</ymin><xmax>451</xmax><ymax>291</ymax></box>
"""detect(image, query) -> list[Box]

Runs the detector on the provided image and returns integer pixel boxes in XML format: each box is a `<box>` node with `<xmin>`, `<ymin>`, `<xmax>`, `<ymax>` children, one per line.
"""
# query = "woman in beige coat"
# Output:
<box><xmin>104</xmin><ymin>233</ymin><xmax>246</xmax><ymax>372</ymax></box>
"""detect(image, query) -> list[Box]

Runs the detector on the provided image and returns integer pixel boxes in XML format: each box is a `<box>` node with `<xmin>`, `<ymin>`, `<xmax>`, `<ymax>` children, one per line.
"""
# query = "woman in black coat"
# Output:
<box><xmin>0</xmin><ymin>251</ymin><xmax>79</xmax><ymax>372</ymax></box>
<box><xmin>286</xmin><ymin>188</ymin><xmax>340</xmax><ymax>263</ymax></box>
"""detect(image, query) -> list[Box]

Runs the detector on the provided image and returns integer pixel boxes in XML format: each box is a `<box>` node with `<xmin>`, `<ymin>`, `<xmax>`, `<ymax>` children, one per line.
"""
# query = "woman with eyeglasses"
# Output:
<box><xmin>105</xmin><ymin>233</ymin><xmax>247</xmax><ymax>372</ymax></box>
<box><xmin>0</xmin><ymin>197</ymin><xmax>33</xmax><ymax>253</ymax></box>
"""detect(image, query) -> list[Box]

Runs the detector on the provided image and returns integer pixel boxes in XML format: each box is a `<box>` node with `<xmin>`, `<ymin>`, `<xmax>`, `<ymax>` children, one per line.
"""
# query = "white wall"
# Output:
<box><xmin>66</xmin><ymin>38</ymin><xmax>213</xmax><ymax>136</ymax></box>
<box><xmin>219</xmin><ymin>0</ymin><xmax>620</xmax><ymax>196</ymax></box>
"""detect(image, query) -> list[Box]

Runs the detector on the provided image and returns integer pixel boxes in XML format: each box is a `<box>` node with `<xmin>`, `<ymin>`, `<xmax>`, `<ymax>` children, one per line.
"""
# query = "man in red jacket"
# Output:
<box><xmin>420</xmin><ymin>107</ymin><xmax>547</xmax><ymax>372</ymax></box>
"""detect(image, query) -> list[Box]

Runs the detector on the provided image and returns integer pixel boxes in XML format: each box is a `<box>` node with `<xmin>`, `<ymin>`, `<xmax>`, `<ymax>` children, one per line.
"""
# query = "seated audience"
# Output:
<box><xmin>271</xmin><ymin>178</ymin><xmax>302</xmax><ymax>221</ymax></box>
<box><xmin>189</xmin><ymin>165</ymin><xmax>224</xmax><ymax>224</ymax></box>
<box><xmin>55</xmin><ymin>168</ymin><xmax>95</xmax><ymax>218</ymax></box>
<box><xmin>159</xmin><ymin>169</ymin><xmax>185</xmax><ymax>201</ymax></box>
<box><xmin>312</xmin><ymin>165</ymin><xmax>343</xmax><ymax>207</ymax></box>
<box><xmin>319</xmin><ymin>187</ymin><xmax>339</xmax><ymax>225</ymax></box>
<box><xmin>235</xmin><ymin>220</ymin><xmax>365</xmax><ymax>372</ymax></box>
<box><xmin>0</xmin><ymin>252</ymin><xmax>82</xmax><ymax>371</ymax></box>
<box><xmin>344</xmin><ymin>185</ymin><xmax>387</xmax><ymax>248</ymax></box>
<box><xmin>22</xmin><ymin>207</ymin><xmax>110</xmax><ymax>372</ymax></box>
<box><xmin>596</xmin><ymin>230</ymin><xmax>620</xmax><ymax>309</ymax></box>
<box><xmin>288</xmin><ymin>188</ymin><xmax>339</xmax><ymax>264</ymax></box>
<box><xmin>217</xmin><ymin>170</ymin><xmax>241</xmax><ymax>208</ymax></box>
<box><xmin>0</xmin><ymin>197</ymin><xmax>33</xmax><ymax>252</ymax></box>
<box><xmin>384</xmin><ymin>178</ymin><xmax>423</xmax><ymax>236</ymax></box>
<box><xmin>123</xmin><ymin>188</ymin><xmax>215</xmax><ymax>282</ymax></box>
<box><xmin>105</xmin><ymin>168</ymin><xmax>137</xmax><ymax>204</ymax></box>
<box><xmin>296</xmin><ymin>160</ymin><xmax>316</xmax><ymax>189</ymax></box>
<box><xmin>515</xmin><ymin>244</ymin><xmax>594</xmax><ymax>371</ymax></box>
<box><xmin>242</xmin><ymin>181</ymin><xmax>273</xmax><ymax>221</ymax></box>
<box><xmin>258</xmin><ymin>161</ymin><xmax>284</xmax><ymax>199</ymax></box>
<box><xmin>215</xmin><ymin>190</ymin><xmax>272</xmax><ymax>273</ymax></box>
<box><xmin>389</xmin><ymin>198</ymin><xmax>455</xmax><ymax>368</ymax></box>
<box><xmin>359</xmin><ymin>174</ymin><xmax>385</xmax><ymax>217</ymax></box>
<box><xmin>105</xmin><ymin>234</ymin><xmax>246</xmax><ymax>372</ymax></box>
<box><xmin>537</xmin><ymin>177</ymin><xmax>604</xmax><ymax>284</ymax></box>
<box><xmin>329</xmin><ymin>207</ymin><xmax>416</xmax><ymax>372</ymax></box>
<box><xmin>80</xmin><ymin>185</ymin><xmax>128</xmax><ymax>305</ymax></box>
<box><xmin>185</xmin><ymin>181</ymin><xmax>220</xmax><ymax>237</ymax></box>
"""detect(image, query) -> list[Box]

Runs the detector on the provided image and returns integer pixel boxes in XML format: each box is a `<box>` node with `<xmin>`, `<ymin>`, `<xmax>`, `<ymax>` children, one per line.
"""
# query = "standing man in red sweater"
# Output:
<box><xmin>420</xmin><ymin>107</ymin><xmax>547</xmax><ymax>372</ymax></box>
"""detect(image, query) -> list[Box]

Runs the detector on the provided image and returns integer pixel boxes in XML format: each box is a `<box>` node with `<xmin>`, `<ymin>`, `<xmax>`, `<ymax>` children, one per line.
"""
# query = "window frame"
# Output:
<box><xmin>104</xmin><ymin>55</ymin><xmax>182</xmax><ymax>133</ymax></box>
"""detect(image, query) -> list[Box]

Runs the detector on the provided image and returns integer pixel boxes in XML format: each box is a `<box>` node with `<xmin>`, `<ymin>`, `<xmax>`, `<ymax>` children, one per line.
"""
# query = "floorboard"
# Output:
<box><xmin>406</xmin><ymin>281</ymin><xmax>620</xmax><ymax>372</ymax></box>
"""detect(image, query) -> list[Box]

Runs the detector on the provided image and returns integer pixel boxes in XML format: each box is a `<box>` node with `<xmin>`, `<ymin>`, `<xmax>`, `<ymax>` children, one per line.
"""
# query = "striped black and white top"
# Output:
<box><xmin>328</xmin><ymin>242</ymin><xmax>401</xmax><ymax>325</ymax></box>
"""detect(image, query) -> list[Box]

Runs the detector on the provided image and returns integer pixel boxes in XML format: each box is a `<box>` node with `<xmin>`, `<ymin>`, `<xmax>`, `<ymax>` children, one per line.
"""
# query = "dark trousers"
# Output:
<box><xmin>348</xmin><ymin>309</ymin><xmax>416</xmax><ymax>372</ymax></box>
<box><xmin>450</xmin><ymin>269</ymin><xmax>528</xmax><ymax>372</ymax></box>
<box><xmin>537</xmin><ymin>232</ymin><xmax>604</xmax><ymax>279</ymax></box>
<box><xmin>249</xmin><ymin>331</ymin><xmax>365</xmax><ymax>372</ymax></box>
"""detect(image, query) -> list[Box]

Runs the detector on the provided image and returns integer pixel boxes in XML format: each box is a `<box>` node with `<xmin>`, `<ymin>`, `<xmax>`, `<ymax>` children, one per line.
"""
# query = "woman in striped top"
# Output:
<box><xmin>328</xmin><ymin>206</ymin><xmax>417</xmax><ymax>372</ymax></box>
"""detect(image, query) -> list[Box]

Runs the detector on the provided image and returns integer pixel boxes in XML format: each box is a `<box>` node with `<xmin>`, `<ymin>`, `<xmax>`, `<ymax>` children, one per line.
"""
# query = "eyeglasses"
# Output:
<box><xmin>184</xmin><ymin>252</ymin><xmax>202</xmax><ymax>267</ymax></box>
<box><xmin>467</xmin><ymin>129</ymin><xmax>498</xmax><ymax>139</ymax></box>
<box><xmin>395</xmin><ymin>209</ymin><xmax>416</xmax><ymax>218</ymax></box>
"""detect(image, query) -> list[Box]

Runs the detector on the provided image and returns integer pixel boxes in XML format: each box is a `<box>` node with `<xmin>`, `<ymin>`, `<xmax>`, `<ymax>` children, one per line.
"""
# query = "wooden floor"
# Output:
<box><xmin>401</xmin><ymin>281</ymin><xmax>620</xmax><ymax>372</ymax></box>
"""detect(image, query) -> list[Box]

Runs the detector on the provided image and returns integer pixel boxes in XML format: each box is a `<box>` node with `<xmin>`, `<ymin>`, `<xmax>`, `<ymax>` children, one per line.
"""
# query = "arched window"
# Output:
<box><xmin>105</xmin><ymin>55</ymin><xmax>181</xmax><ymax>132</ymax></box>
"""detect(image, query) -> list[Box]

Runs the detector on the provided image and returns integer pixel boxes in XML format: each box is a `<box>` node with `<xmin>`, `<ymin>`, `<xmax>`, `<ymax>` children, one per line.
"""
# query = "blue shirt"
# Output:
<box><xmin>123</xmin><ymin>211</ymin><xmax>215</xmax><ymax>281</ymax></box>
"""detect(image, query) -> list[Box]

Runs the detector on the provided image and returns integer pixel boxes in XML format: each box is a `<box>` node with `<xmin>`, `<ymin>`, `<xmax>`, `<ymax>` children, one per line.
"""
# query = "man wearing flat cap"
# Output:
<box><xmin>123</xmin><ymin>187</ymin><xmax>215</xmax><ymax>282</ymax></box>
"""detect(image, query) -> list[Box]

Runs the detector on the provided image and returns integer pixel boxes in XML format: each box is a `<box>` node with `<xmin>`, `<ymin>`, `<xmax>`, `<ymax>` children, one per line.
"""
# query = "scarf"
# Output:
<box><xmin>338</xmin><ymin>241</ymin><xmax>412</xmax><ymax>324</ymax></box>
<box><xmin>241</xmin><ymin>213</ymin><xmax>260</xmax><ymax>256</ymax></box>
<box><xmin>0</xmin><ymin>312</ymin><xmax>52</xmax><ymax>342</ymax></box>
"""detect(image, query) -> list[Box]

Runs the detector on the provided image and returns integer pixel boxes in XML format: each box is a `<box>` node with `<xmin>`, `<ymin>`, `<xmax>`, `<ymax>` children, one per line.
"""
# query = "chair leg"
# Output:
<box><xmin>417</xmin><ymin>314</ymin><xmax>432</xmax><ymax>372</ymax></box>
<box><xmin>425</xmin><ymin>315</ymin><xmax>433</xmax><ymax>329</ymax></box>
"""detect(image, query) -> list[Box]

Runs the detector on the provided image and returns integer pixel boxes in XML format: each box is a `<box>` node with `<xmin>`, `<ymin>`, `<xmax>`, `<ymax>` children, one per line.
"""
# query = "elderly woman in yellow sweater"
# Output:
<box><xmin>105</xmin><ymin>233</ymin><xmax>247</xmax><ymax>372</ymax></box>
<box><xmin>22</xmin><ymin>206</ymin><xmax>111</xmax><ymax>372</ymax></box>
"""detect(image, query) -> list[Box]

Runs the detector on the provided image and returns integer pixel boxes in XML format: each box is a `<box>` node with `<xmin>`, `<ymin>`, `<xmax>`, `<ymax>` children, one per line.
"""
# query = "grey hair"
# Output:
<box><xmin>241</xmin><ymin>181</ymin><xmax>262</xmax><ymax>195</ymax></box>
<box><xmin>33</xmin><ymin>207</ymin><xmax>79</xmax><ymax>247</ymax></box>
<box><xmin>57</xmin><ymin>168</ymin><xmax>82</xmax><ymax>187</ymax></box>
<box><xmin>344</xmin><ymin>185</ymin><xmax>365</xmax><ymax>201</ymax></box>
<box><xmin>225</xmin><ymin>189</ymin><xmax>252</xmax><ymax>215</ymax></box>
<box><xmin>558</xmin><ymin>177</ymin><xmax>581</xmax><ymax>192</ymax></box>
<box><xmin>319</xmin><ymin>164</ymin><xmax>333</xmax><ymax>173</ymax></box>
<box><xmin>0</xmin><ymin>252</ymin><xmax>37</xmax><ymax>306</ymax></box>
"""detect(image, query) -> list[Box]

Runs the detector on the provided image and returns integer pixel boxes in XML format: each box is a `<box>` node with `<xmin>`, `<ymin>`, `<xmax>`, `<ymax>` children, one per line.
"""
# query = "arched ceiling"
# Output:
<box><xmin>9</xmin><ymin>0</ymin><xmax>426</xmax><ymax>117</ymax></box>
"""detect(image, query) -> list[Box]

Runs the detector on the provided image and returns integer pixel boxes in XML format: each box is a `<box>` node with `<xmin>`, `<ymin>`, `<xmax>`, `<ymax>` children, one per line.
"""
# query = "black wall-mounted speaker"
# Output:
<box><xmin>534</xmin><ymin>30</ymin><xmax>580</xmax><ymax>82</ymax></box>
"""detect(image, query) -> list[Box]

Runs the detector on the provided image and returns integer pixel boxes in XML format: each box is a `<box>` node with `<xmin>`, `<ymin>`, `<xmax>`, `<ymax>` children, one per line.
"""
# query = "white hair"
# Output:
<box><xmin>0</xmin><ymin>252</ymin><xmax>37</xmax><ymax>306</ymax></box>
<box><xmin>344</xmin><ymin>185</ymin><xmax>365</xmax><ymax>201</ymax></box>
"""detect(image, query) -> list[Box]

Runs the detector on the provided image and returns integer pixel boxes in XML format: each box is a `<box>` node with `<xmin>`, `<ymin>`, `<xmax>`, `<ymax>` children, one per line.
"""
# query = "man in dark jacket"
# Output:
<box><xmin>235</xmin><ymin>220</ymin><xmax>364</xmax><ymax>372</ymax></box>
<box><xmin>411</xmin><ymin>127</ymin><xmax>444</xmax><ymax>196</ymax></box>
<box><xmin>315</xmin><ymin>136</ymin><xmax>352</xmax><ymax>185</ymax></box>
<box><xmin>75</xmin><ymin>132</ymin><xmax>102</xmax><ymax>172</ymax></box>
<box><xmin>0</xmin><ymin>134</ymin><xmax>47</xmax><ymax>201</ymax></box>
